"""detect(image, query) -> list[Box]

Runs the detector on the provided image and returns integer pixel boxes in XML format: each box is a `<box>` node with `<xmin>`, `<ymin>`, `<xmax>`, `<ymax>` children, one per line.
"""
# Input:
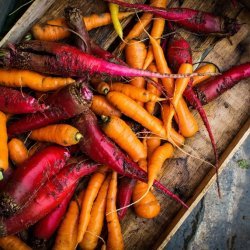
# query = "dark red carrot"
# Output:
<box><xmin>0</xmin><ymin>159</ymin><xmax>99</xmax><ymax>237</ymax></box>
<box><xmin>194</xmin><ymin>63</ymin><xmax>250</xmax><ymax>104</ymax></box>
<box><xmin>32</xmin><ymin>187</ymin><xmax>75</xmax><ymax>240</ymax></box>
<box><xmin>0</xmin><ymin>86</ymin><xmax>46</xmax><ymax>114</ymax></box>
<box><xmin>105</xmin><ymin>0</ymin><xmax>240</xmax><ymax>36</ymax></box>
<box><xmin>7</xmin><ymin>83</ymin><xmax>92</xmax><ymax>137</ymax></box>
<box><xmin>0</xmin><ymin>146</ymin><xmax>70</xmax><ymax>216</ymax></box>
<box><xmin>73</xmin><ymin>109</ymin><xmax>188</xmax><ymax>208</ymax></box>
<box><xmin>117</xmin><ymin>177</ymin><xmax>136</xmax><ymax>220</ymax></box>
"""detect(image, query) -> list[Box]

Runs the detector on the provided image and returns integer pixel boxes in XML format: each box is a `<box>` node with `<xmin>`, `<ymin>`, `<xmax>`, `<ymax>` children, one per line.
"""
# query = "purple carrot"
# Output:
<box><xmin>105</xmin><ymin>0</ymin><xmax>240</xmax><ymax>36</ymax></box>
<box><xmin>7</xmin><ymin>82</ymin><xmax>92</xmax><ymax>137</ymax></box>
<box><xmin>194</xmin><ymin>63</ymin><xmax>250</xmax><ymax>104</ymax></box>
<box><xmin>0</xmin><ymin>86</ymin><xmax>46</xmax><ymax>114</ymax></box>
<box><xmin>0</xmin><ymin>159</ymin><xmax>99</xmax><ymax>237</ymax></box>
<box><xmin>0</xmin><ymin>146</ymin><xmax>70</xmax><ymax>216</ymax></box>
<box><xmin>117</xmin><ymin>177</ymin><xmax>136</xmax><ymax>220</ymax></box>
<box><xmin>73</xmin><ymin>109</ymin><xmax>188</xmax><ymax>208</ymax></box>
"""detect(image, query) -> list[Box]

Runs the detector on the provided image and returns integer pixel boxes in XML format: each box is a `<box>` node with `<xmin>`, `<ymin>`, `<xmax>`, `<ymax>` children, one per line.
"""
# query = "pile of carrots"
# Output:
<box><xmin>0</xmin><ymin>1</ymin><xmax>249</xmax><ymax>249</ymax></box>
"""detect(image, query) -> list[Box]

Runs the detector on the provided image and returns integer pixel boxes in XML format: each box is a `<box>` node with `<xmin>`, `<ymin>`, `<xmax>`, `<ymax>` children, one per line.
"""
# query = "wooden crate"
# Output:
<box><xmin>1</xmin><ymin>0</ymin><xmax>249</xmax><ymax>249</ymax></box>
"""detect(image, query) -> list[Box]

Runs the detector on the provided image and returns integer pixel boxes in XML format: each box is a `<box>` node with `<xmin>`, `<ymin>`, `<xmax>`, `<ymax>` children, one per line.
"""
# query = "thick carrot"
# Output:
<box><xmin>101</xmin><ymin>115</ymin><xmax>147</xmax><ymax>162</ymax></box>
<box><xmin>80</xmin><ymin>174</ymin><xmax>111</xmax><ymax>250</ymax></box>
<box><xmin>97</xmin><ymin>82</ymin><xmax>110</xmax><ymax>95</ymax></box>
<box><xmin>0</xmin><ymin>111</ymin><xmax>8</xmax><ymax>180</ymax></box>
<box><xmin>106</xmin><ymin>171</ymin><xmax>124</xmax><ymax>250</ymax></box>
<box><xmin>148</xmin><ymin>143</ymin><xmax>174</xmax><ymax>189</ymax></box>
<box><xmin>192</xmin><ymin>64</ymin><xmax>217</xmax><ymax>86</ymax></box>
<box><xmin>0</xmin><ymin>69</ymin><xmax>74</xmax><ymax>91</ymax></box>
<box><xmin>109</xmin><ymin>3</ymin><xmax>123</xmax><ymax>39</ymax></box>
<box><xmin>30</xmin><ymin>124</ymin><xmax>83</xmax><ymax>146</ymax></box>
<box><xmin>31</xmin><ymin>12</ymin><xmax>133</xmax><ymax>41</ymax></box>
<box><xmin>77</xmin><ymin>166</ymin><xmax>108</xmax><ymax>243</ymax></box>
<box><xmin>0</xmin><ymin>236</ymin><xmax>31</xmax><ymax>250</ymax></box>
<box><xmin>8</xmin><ymin>138</ymin><xmax>28</xmax><ymax>165</ymax></box>
<box><xmin>91</xmin><ymin>95</ymin><xmax>121</xmax><ymax>117</ymax></box>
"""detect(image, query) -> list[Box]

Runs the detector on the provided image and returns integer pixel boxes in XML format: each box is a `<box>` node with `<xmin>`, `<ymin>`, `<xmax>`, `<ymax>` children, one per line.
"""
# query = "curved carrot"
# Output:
<box><xmin>101</xmin><ymin>115</ymin><xmax>147</xmax><ymax>162</ymax></box>
<box><xmin>30</xmin><ymin>124</ymin><xmax>83</xmax><ymax>146</ymax></box>
<box><xmin>97</xmin><ymin>81</ymin><xmax>110</xmax><ymax>95</ymax></box>
<box><xmin>146</xmin><ymin>134</ymin><xmax>161</xmax><ymax>159</ymax></box>
<box><xmin>91</xmin><ymin>95</ymin><xmax>121</xmax><ymax>117</ymax></box>
<box><xmin>0</xmin><ymin>236</ymin><xmax>31</xmax><ymax>250</ymax></box>
<box><xmin>192</xmin><ymin>63</ymin><xmax>217</xmax><ymax>86</ymax></box>
<box><xmin>0</xmin><ymin>111</ymin><xmax>8</xmax><ymax>179</ymax></box>
<box><xmin>106</xmin><ymin>171</ymin><xmax>124</xmax><ymax>250</ymax></box>
<box><xmin>109</xmin><ymin>3</ymin><xmax>123</xmax><ymax>39</ymax></box>
<box><xmin>8</xmin><ymin>138</ymin><xmax>28</xmax><ymax>165</ymax></box>
<box><xmin>80</xmin><ymin>175</ymin><xmax>111</xmax><ymax>250</ymax></box>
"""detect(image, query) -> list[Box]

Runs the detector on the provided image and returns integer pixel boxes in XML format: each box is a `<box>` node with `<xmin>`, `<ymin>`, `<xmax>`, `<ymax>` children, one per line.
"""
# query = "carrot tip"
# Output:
<box><xmin>75</xmin><ymin>132</ymin><xmax>83</xmax><ymax>142</ymax></box>
<box><xmin>0</xmin><ymin>170</ymin><xmax>3</xmax><ymax>181</ymax></box>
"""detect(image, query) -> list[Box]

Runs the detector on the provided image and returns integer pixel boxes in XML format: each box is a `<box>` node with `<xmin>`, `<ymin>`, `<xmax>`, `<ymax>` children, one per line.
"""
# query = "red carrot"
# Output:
<box><xmin>0</xmin><ymin>86</ymin><xmax>46</xmax><ymax>114</ymax></box>
<box><xmin>117</xmin><ymin>177</ymin><xmax>136</xmax><ymax>220</ymax></box>
<box><xmin>194</xmin><ymin>63</ymin><xmax>250</xmax><ymax>104</ymax></box>
<box><xmin>0</xmin><ymin>146</ymin><xmax>70</xmax><ymax>216</ymax></box>
<box><xmin>0</xmin><ymin>160</ymin><xmax>99</xmax><ymax>237</ymax></box>
<box><xmin>105</xmin><ymin>0</ymin><xmax>240</xmax><ymax>35</ymax></box>
<box><xmin>73</xmin><ymin>109</ymin><xmax>188</xmax><ymax>208</ymax></box>
<box><xmin>7</xmin><ymin>83</ymin><xmax>92</xmax><ymax>137</ymax></box>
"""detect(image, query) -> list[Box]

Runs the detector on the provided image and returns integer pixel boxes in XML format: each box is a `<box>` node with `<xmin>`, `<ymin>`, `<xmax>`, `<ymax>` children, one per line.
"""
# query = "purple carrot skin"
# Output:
<box><xmin>74</xmin><ymin>109</ymin><xmax>188</xmax><ymax>208</ymax></box>
<box><xmin>105</xmin><ymin>0</ymin><xmax>240</xmax><ymax>36</ymax></box>
<box><xmin>1</xmin><ymin>41</ymin><xmax>212</xmax><ymax>79</ymax></box>
<box><xmin>7</xmin><ymin>82</ymin><xmax>92</xmax><ymax>137</ymax></box>
<box><xmin>0</xmin><ymin>146</ymin><xmax>70</xmax><ymax>216</ymax></box>
<box><xmin>32</xmin><ymin>187</ymin><xmax>75</xmax><ymax>240</ymax></box>
<box><xmin>0</xmin><ymin>160</ymin><xmax>99</xmax><ymax>237</ymax></box>
<box><xmin>194</xmin><ymin>63</ymin><xmax>250</xmax><ymax>104</ymax></box>
<box><xmin>117</xmin><ymin>177</ymin><xmax>136</xmax><ymax>220</ymax></box>
<box><xmin>0</xmin><ymin>86</ymin><xmax>47</xmax><ymax>114</ymax></box>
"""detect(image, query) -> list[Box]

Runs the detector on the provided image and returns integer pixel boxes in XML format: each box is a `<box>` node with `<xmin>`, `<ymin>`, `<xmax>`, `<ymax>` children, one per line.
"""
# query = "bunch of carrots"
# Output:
<box><xmin>0</xmin><ymin>1</ymin><xmax>249</xmax><ymax>249</ymax></box>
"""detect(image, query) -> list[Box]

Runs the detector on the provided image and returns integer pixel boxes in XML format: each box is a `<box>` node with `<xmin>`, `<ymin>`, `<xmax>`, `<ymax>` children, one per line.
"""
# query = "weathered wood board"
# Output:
<box><xmin>0</xmin><ymin>0</ymin><xmax>249</xmax><ymax>249</ymax></box>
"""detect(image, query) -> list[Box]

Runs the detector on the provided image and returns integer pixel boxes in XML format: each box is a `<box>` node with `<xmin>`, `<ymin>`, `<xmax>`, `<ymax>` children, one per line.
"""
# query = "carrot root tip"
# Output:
<box><xmin>75</xmin><ymin>132</ymin><xmax>83</xmax><ymax>142</ymax></box>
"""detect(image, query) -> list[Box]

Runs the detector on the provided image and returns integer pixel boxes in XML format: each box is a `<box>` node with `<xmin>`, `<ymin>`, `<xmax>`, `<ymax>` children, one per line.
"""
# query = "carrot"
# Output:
<box><xmin>101</xmin><ymin>115</ymin><xmax>147</xmax><ymax>162</ymax></box>
<box><xmin>148</xmin><ymin>143</ymin><xmax>174</xmax><ymax>189</ymax></box>
<box><xmin>0</xmin><ymin>111</ymin><xmax>8</xmax><ymax>180</ymax></box>
<box><xmin>133</xmin><ymin>160</ymin><xmax>160</xmax><ymax>219</ymax></box>
<box><xmin>192</xmin><ymin>64</ymin><xmax>217</xmax><ymax>86</ymax></box>
<box><xmin>8</xmin><ymin>138</ymin><xmax>28</xmax><ymax>165</ymax></box>
<box><xmin>80</xmin><ymin>174</ymin><xmax>111</xmax><ymax>250</ymax></box>
<box><xmin>146</xmin><ymin>134</ymin><xmax>161</xmax><ymax>159</ymax></box>
<box><xmin>0</xmin><ymin>236</ymin><xmax>31</xmax><ymax>250</ymax></box>
<box><xmin>30</xmin><ymin>124</ymin><xmax>83</xmax><ymax>146</ymax></box>
<box><xmin>97</xmin><ymin>82</ymin><xmax>110</xmax><ymax>95</ymax></box>
<box><xmin>106</xmin><ymin>171</ymin><xmax>124</xmax><ymax>250</ymax></box>
<box><xmin>77</xmin><ymin>166</ymin><xmax>108</xmax><ymax>243</ymax></box>
<box><xmin>91</xmin><ymin>95</ymin><xmax>121</xmax><ymax>117</ymax></box>
<box><xmin>0</xmin><ymin>69</ymin><xmax>75</xmax><ymax>91</ymax></box>
<box><xmin>31</xmin><ymin>12</ymin><xmax>133</xmax><ymax>41</ymax></box>
<box><xmin>109</xmin><ymin>3</ymin><xmax>123</xmax><ymax>39</ymax></box>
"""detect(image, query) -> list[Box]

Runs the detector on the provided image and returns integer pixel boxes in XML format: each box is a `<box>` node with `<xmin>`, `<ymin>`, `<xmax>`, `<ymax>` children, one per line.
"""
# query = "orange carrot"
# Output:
<box><xmin>30</xmin><ymin>124</ymin><xmax>83</xmax><ymax>146</ymax></box>
<box><xmin>0</xmin><ymin>236</ymin><xmax>31</xmax><ymax>250</ymax></box>
<box><xmin>106</xmin><ymin>171</ymin><xmax>124</xmax><ymax>250</ymax></box>
<box><xmin>192</xmin><ymin>63</ymin><xmax>217</xmax><ymax>86</ymax></box>
<box><xmin>0</xmin><ymin>111</ymin><xmax>8</xmax><ymax>179</ymax></box>
<box><xmin>80</xmin><ymin>175</ymin><xmax>111</xmax><ymax>250</ymax></box>
<box><xmin>8</xmin><ymin>138</ymin><xmax>28</xmax><ymax>165</ymax></box>
<box><xmin>77</xmin><ymin>166</ymin><xmax>108</xmax><ymax>243</ymax></box>
<box><xmin>91</xmin><ymin>95</ymin><xmax>121</xmax><ymax>117</ymax></box>
<box><xmin>97</xmin><ymin>81</ymin><xmax>110</xmax><ymax>95</ymax></box>
<box><xmin>148</xmin><ymin>143</ymin><xmax>174</xmax><ymax>189</ymax></box>
<box><xmin>0</xmin><ymin>69</ymin><xmax>75</xmax><ymax>91</ymax></box>
<box><xmin>146</xmin><ymin>135</ymin><xmax>161</xmax><ymax>159</ymax></box>
<box><xmin>101</xmin><ymin>115</ymin><xmax>147</xmax><ymax>162</ymax></box>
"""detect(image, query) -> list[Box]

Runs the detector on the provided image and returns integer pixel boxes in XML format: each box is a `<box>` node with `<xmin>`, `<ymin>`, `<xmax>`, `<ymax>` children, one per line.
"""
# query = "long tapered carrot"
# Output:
<box><xmin>106</xmin><ymin>171</ymin><xmax>124</xmax><ymax>250</ymax></box>
<box><xmin>0</xmin><ymin>111</ymin><xmax>8</xmax><ymax>179</ymax></box>
<box><xmin>109</xmin><ymin>3</ymin><xmax>123</xmax><ymax>39</ymax></box>
<box><xmin>0</xmin><ymin>236</ymin><xmax>31</xmax><ymax>250</ymax></box>
<box><xmin>192</xmin><ymin>63</ymin><xmax>217</xmax><ymax>86</ymax></box>
<box><xmin>77</xmin><ymin>166</ymin><xmax>108</xmax><ymax>243</ymax></box>
<box><xmin>146</xmin><ymin>134</ymin><xmax>161</xmax><ymax>159</ymax></box>
<box><xmin>0</xmin><ymin>69</ymin><xmax>75</xmax><ymax>91</ymax></box>
<box><xmin>80</xmin><ymin>175</ymin><xmax>111</xmax><ymax>250</ymax></box>
<box><xmin>8</xmin><ymin>138</ymin><xmax>28</xmax><ymax>165</ymax></box>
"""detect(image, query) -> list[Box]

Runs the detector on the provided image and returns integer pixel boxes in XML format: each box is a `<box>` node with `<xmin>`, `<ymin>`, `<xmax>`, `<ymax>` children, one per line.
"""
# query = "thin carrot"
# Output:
<box><xmin>80</xmin><ymin>175</ymin><xmax>111</xmax><ymax>250</ymax></box>
<box><xmin>29</xmin><ymin>124</ymin><xmax>83</xmax><ymax>146</ymax></box>
<box><xmin>91</xmin><ymin>95</ymin><xmax>121</xmax><ymax>117</ymax></box>
<box><xmin>148</xmin><ymin>143</ymin><xmax>174</xmax><ymax>189</ymax></box>
<box><xmin>192</xmin><ymin>63</ymin><xmax>217</xmax><ymax>86</ymax></box>
<box><xmin>101</xmin><ymin>115</ymin><xmax>147</xmax><ymax>162</ymax></box>
<box><xmin>0</xmin><ymin>111</ymin><xmax>8</xmax><ymax>180</ymax></box>
<box><xmin>8</xmin><ymin>138</ymin><xmax>28</xmax><ymax>165</ymax></box>
<box><xmin>77</xmin><ymin>166</ymin><xmax>108</xmax><ymax>243</ymax></box>
<box><xmin>146</xmin><ymin>134</ymin><xmax>161</xmax><ymax>159</ymax></box>
<box><xmin>106</xmin><ymin>171</ymin><xmax>124</xmax><ymax>250</ymax></box>
<box><xmin>32</xmin><ymin>12</ymin><xmax>133</xmax><ymax>41</ymax></box>
<box><xmin>0</xmin><ymin>235</ymin><xmax>31</xmax><ymax>250</ymax></box>
<box><xmin>0</xmin><ymin>69</ymin><xmax>75</xmax><ymax>91</ymax></box>
<box><xmin>109</xmin><ymin>3</ymin><xmax>123</xmax><ymax>39</ymax></box>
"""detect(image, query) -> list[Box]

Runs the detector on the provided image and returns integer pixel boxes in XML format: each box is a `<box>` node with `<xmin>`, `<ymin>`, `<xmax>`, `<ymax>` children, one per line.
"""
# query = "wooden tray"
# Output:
<box><xmin>1</xmin><ymin>0</ymin><xmax>249</xmax><ymax>249</ymax></box>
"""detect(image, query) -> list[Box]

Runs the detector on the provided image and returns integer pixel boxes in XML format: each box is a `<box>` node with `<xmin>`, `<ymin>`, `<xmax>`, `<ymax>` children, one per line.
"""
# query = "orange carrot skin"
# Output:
<box><xmin>106</xmin><ymin>172</ymin><xmax>124</xmax><ymax>250</ymax></box>
<box><xmin>97</xmin><ymin>81</ymin><xmax>110</xmax><ymax>94</ymax></box>
<box><xmin>146</xmin><ymin>135</ymin><xmax>161</xmax><ymax>159</ymax></box>
<box><xmin>8</xmin><ymin>138</ymin><xmax>28</xmax><ymax>165</ymax></box>
<box><xmin>0</xmin><ymin>111</ymin><xmax>8</xmax><ymax>176</ymax></box>
<box><xmin>0</xmin><ymin>235</ymin><xmax>31</xmax><ymax>250</ymax></box>
<box><xmin>192</xmin><ymin>64</ymin><xmax>217</xmax><ymax>86</ymax></box>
